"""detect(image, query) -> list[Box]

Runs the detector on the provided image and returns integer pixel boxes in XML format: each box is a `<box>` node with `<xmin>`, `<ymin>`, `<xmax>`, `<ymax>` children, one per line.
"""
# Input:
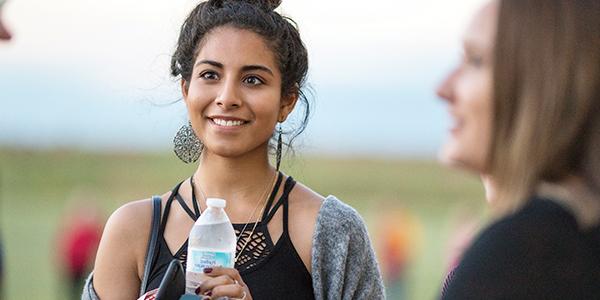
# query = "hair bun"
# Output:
<box><xmin>245</xmin><ymin>0</ymin><xmax>281</xmax><ymax>10</ymax></box>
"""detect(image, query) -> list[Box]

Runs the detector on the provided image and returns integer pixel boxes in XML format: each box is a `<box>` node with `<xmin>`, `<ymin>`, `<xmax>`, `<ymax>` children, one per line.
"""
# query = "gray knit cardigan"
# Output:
<box><xmin>82</xmin><ymin>196</ymin><xmax>385</xmax><ymax>299</ymax></box>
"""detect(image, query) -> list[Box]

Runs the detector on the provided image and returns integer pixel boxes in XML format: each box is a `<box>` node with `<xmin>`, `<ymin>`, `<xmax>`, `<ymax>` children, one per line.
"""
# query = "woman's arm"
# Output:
<box><xmin>311</xmin><ymin>196</ymin><xmax>385</xmax><ymax>299</ymax></box>
<box><xmin>92</xmin><ymin>200</ymin><xmax>153</xmax><ymax>300</ymax></box>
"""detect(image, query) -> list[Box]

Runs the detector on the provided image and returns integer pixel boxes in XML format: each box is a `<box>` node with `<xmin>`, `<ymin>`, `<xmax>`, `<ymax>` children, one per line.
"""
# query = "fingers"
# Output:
<box><xmin>137</xmin><ymin>288</ymin><xmax>158</xmax><ymax>300</ymax></box>
<box><xmin>203</xmin><ymin>266</ymin><xmax>243</xmax><ymax>283</ymax></box>
<box><xmin>196</xmin><ymin>267</ymin><xmax>249</xmax><ymax>299</ymax></box>
<box><xmin>198</xmin><ymin>274</ymin><xmax>236</xmax><ymax>293</ymax></box>
<box><xmin>209</xmin><ymin>283</ymin><xmax>246</xmax><ymax>299</ymax></box>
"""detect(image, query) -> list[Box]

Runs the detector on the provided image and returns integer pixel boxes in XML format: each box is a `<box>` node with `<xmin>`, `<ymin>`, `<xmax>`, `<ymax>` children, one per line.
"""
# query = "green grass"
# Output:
<box><xmin>0</xmin><ymin>149</ymin><xmax>486</xmax><ymax>300</ymax></box>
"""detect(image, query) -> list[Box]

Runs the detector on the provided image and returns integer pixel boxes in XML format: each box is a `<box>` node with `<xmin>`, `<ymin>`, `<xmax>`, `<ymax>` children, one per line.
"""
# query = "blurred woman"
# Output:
<box><xmin>437</xmin><ymin>0</ymin><xmax>600</xmax><ymax>298</ymax></box>
<box><xmin>82</xmin><ymin>0</ymin><xmax>383</xmax><ymax>299</ymax></box>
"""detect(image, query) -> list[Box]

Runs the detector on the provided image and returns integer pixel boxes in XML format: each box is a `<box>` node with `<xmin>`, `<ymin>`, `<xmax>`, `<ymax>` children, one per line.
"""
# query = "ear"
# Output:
<box><xmin>181</xmin><ymin>79</ymin><xmax>190</xmax><ymax>104</ymax></box>
<box><xmin>278</xmin><ymin>90</ymin><xmax>299</xmax><ymax>122</ymax></box>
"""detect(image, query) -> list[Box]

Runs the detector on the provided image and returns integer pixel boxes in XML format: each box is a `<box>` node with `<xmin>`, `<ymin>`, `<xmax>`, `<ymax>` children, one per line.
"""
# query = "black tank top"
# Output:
<box><xmin>144</xmin><ymin>173</ymin><xmax>315</xmax><ymax>299</ymax></box>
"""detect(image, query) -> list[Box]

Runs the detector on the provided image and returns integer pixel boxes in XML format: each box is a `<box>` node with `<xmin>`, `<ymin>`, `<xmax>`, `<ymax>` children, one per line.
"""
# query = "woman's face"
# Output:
<box><xmin>183</xmin><ymin>26</ymin><xmax>296</xmax><ymax>159</ymax></box>
<box><xmin>437</xmin><ymin>1</ymin><xmax>498</xmax><ymax>173</ymax></box>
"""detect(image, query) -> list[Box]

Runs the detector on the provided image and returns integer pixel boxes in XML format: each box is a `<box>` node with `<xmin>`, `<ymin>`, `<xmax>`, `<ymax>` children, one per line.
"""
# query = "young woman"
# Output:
<box><xmin>82</xmin><ymin>1</ymin><xmax>384</xmax><ymax>299</ymax></box>
<box><xmin>437</xmin><ymin>0</ymin><xmax>600</xmax><ymax>298</ymax></box>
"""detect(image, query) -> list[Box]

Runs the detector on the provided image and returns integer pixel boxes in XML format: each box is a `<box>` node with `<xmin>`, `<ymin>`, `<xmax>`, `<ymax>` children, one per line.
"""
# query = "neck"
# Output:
<box><xmin>193</xmin><ymin>145</ymin><xmax>277</xmax><ymax>207</ymax></box>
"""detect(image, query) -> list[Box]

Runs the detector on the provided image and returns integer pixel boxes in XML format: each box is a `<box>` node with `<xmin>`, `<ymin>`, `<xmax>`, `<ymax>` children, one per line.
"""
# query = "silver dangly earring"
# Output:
<box><xmin>173</xmin><ymin>121</ymin><xmax>202</xmax><ymax>163</ymax></box>
<box><xmin>276</xmin><ymin>124</ymin><xmax>283</xmax><ymax>171</ymax></box>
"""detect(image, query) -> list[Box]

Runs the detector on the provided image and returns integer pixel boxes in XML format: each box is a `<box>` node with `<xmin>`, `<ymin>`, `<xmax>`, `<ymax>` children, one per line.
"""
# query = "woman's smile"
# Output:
<box><xmin>208</xmin><ymin>116</ymin><xmax>250</xmax><ymax>129</ymax></box>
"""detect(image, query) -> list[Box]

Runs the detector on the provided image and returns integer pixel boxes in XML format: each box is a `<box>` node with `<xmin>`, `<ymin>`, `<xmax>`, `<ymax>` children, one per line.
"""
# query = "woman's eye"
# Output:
<box><xmin>466</xmin><ymin>54</ymin><xmax>483</xmax><ymax>67</ymax></box>
<box><xmin>200</xmin><ymin>71</ymin><xmax>219</xmax><ymax>80</ymax></box>
<box><xmin>243</xmin><ymin>76</ymin><xmax>264</xmax><ymax>86</ymax></box>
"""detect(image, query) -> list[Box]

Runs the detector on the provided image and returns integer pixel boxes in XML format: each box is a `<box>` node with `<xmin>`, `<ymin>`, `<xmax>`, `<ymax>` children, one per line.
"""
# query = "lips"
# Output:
<box><xmin>448</xmin><ymin>110</ymin><xmax>464</xmax><ymax>135</ymax></box>
<box><xmin>208</xmin><ymin>116</ymin><xmax>249</xmax><ymax>127</ymax></box>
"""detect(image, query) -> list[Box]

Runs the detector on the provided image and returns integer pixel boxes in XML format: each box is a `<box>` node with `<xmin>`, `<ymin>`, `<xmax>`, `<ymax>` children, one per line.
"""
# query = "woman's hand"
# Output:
<box><xmin>136</xmin><ymin>288</ymin><xmax>158</xmax><ymax>300</ymax></box>
<box><xmin>196</xmin><ymin>267</ymin><xmax>252</xmax><ymax>300</ymax></box>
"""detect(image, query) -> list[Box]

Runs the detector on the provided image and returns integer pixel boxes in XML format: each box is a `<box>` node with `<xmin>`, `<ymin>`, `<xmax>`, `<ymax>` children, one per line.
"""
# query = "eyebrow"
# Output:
<box><xmin>241</xmin><ymin>65</ymin><xmax>274</xmax><ymax>76</ymax></box>
<box><xmin>195</xmin><ymin>60</ymin><xmax>274</xmax><ymax>76</ymax></box>
<box><xmin>195</xmin><ymin>59</ymin><xmax>223</xmax><ymax>69</ymax></box>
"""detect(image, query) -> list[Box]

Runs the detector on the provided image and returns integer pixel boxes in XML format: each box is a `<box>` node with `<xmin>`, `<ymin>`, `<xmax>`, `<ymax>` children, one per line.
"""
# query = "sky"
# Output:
<box><xmin>0</xmin><ymin>0</ymin><xmax>486</xmax><ymax>157</ymax></box>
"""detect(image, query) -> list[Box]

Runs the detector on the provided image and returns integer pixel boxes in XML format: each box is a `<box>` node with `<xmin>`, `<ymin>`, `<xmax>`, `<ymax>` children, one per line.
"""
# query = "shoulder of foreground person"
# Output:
<box><xmin>312</xmin><ymin>196</ymin><xmax>386</xmax><ymax>300</ymax></box>
<box><xmin>83</xmin><ymin>198</ymin><xmax>157</xmax><ymax>300</ymax></box>
<box><xmin>443</xmin><ymin>198</ymin><xmax>600</xmax><ymax>299</ymax></box>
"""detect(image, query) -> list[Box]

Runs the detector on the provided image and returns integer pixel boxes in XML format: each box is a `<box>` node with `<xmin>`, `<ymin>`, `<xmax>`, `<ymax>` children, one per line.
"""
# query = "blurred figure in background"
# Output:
<box><xmin>0</xmin><ymin>0</ymin><xmax>11</xmax><ymax>41</ymax></box>
<box><xmin>437</xmin><ymin>0</ymin><xmax>600</xmax><ymax>298</ymax></box>
<box><xmin>55</xmin><ymin>198</ymin><xmax>103</xmax><ymax>300</ymax></box>
<box><xmin>377</xmin><ymin>208</ymin><xmax>422</xmax><ymax>299</ymax></box>
<box><xmin>0</xmin><ymin>1</ymin><xmax>11</xmax><ymax>298</ymax></box>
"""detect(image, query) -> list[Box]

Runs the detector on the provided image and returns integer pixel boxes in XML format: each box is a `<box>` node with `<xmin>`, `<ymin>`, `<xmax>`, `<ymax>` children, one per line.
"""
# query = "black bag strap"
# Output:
<box><xmin>140</xmin><ymin>195</ymin><xmax>162</xmax><ymax>296</ymax></box>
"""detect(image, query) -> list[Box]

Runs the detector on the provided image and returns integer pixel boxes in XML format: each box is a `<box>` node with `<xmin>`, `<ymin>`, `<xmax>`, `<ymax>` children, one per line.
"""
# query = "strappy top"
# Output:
<box><xmin>144</xmin><ymin>173</ymin><xmax>315</xmax><ymax>299</ymax></box>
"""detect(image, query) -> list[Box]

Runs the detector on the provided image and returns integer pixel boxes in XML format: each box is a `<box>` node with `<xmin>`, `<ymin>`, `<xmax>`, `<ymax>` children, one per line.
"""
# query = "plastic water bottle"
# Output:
<box><xmin>185</xmin><ymin>198</ymin><xmax>236</xmax><ymax>294</ymax></box>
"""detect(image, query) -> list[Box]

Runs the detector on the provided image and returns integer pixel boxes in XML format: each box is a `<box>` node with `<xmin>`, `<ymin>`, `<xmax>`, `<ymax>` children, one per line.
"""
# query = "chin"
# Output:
<box><xmin>438</xmin><ymin>143</ymin><xmax>480</xmax><ymax>173</ymax></box>
<box><xmin>208</xmin><ymin>147</ymin><xmax>246</xmax><ymax>158</ymax></box>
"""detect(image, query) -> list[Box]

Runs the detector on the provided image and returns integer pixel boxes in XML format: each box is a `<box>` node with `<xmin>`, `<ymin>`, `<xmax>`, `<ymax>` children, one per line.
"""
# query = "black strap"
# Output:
<box><xmin>281</xmin><ymin>177</ymin><xmax>295</xmax><ymax>232</ymax></box>
<box><xmin>140</xmin><ymin>195</ymin><xmax>162</xmax><ymax>296</ymax></box>
<box><xmin>160</xmin><ymin>182</ymin><xmax>184</xmax><ymax>237</ymax></box>
<box><xmin>263</xmin><ymin>176</ymin><xmax>296</xmax><ymax>225</ymax></box>
<box><xmin>189</xmin><ymin>176</ymin><xmax>201</xmax><ymax>219</ymax></box>
<box><xmin>175</xmin><ymin>193</ymin><xmax>197</xmax><ymax>220</ymax></box>
<box><xmin>260</xmin><ymin>172</ymin><xmax>284</xmax><ymax>222</ymax></box>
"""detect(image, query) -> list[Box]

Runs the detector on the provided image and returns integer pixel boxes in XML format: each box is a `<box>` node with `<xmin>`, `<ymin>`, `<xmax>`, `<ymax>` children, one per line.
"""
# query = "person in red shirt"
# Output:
<box><xmin>56</xmin><ymin>202</ymin><xmax>104</xmax><ymax>300</ymax></box>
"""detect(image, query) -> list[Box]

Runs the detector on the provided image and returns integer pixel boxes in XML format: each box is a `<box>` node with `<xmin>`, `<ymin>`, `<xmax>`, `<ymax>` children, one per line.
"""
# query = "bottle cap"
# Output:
<box><xmin>206</xmin><ymin>198</ymin><xmax>226</xmax><ymax>208</ymax></box>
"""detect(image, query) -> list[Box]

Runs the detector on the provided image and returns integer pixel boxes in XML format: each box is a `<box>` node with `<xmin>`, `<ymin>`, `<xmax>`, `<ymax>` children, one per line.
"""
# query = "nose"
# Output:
<box><xmin>436</xmin><ymin>68</ymin><xmax>458</xmax><ymax>103</ymax></box>
<box><xmin>215</xmin><ymin>79</ymin><xmax>242</xmax><ymax>109</ymax></box>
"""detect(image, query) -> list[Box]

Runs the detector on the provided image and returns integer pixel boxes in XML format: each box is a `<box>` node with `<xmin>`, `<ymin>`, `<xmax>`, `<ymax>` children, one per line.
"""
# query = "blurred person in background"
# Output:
<box><xmin>55</xmin><ymin>198</ymin><xmax>103</xmax><ymax>300</ymax></box>
<box><xmin>377</xmin><ymin>208</ymin><xmax>422</xmax><ymax>299</ymax></box>
<box><xmin>0</xmin><ymin>0</ymin><xmax>10</xmax><ymax>41</ymax></box>
<box><xmin>437</xmin><ymin>0</ymin><xmax>600</xmax><ymax>298</ymax></box>
<box><xmin>0</xmin><ymin>1</ymin><xmax>11</xmax><ymax>298</ymax></box>
<box><xmin>83</xmin><ymin>0</ymin><xmax>384</xmax><ymax>299</ymax></box>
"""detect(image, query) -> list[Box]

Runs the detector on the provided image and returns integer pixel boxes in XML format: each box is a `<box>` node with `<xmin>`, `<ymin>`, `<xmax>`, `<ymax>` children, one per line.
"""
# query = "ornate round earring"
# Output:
<box><xmin>173</xmin><ymin>121</ymin><xmax>202</xmax><ymax>163</ymax></box>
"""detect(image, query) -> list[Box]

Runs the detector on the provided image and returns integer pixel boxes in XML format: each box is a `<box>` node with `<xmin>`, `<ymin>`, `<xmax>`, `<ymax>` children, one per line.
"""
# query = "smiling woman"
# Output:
<box><xmin>82</xmin><ymin>0</ymin><xmax>384</xmax><ymax>299</ymax></box>
<box><xmin>438</xmin><ymin>0</ymin><xmax>600</xmax><ymax>298</ymax></box>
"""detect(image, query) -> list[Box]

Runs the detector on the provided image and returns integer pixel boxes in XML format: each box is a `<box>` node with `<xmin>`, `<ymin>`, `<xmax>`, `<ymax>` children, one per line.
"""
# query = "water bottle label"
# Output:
<box><xmin>188</xmin><ymin>249</ymin><xmax>234</xmax><ymax>271</ymax></box>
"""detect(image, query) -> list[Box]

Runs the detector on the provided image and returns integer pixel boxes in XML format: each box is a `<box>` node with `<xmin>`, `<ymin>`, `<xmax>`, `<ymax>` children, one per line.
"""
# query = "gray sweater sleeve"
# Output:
<box><xmin>311</xmin><ymin>196</ymin><xmax>385</xmax><ymax>300</ymax></box>
<box><xmin>81</xmin><ymin>273</ymin><xmax>100</xmax><ymax>300</ymax></box>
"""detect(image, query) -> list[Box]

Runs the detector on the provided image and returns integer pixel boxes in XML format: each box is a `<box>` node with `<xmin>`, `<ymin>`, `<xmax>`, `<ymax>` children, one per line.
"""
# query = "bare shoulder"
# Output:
<box><xmin>287</xmin><ymin>180</ymin><xmax>325</xmax><ymax>273</ymax></box>
<box><xmin>102</xmin><ymin>198</ymin><xmax>157</xmax><ymax>259</ymax></box>
<box><xmin>93</xmin><ymin>196</ymin><xmax>164</xmax><ymax>299</ymax></box>
<box><xmin>108</xmin><ymin>199</ymin><xmax>154</xmax><ymax>237</ymax></box>
<box><xmin>288</xmin><ymin>180</ymin><xmax>325</xmax><ymax>219</ymax></box>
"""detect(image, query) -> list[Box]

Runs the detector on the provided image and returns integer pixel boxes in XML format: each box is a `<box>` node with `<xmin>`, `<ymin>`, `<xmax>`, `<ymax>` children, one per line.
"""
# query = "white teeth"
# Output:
<box><xmin>213</xmin><ymin>118</ymin><xmax>244</xmax><ymax>127</ymax></box>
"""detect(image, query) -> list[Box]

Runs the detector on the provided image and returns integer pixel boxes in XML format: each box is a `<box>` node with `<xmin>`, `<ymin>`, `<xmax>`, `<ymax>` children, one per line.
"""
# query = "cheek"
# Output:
<box><xmin>185</xmin><ymin>87</ymin><xmax>217</xmax><ymax>119</ymax></box>
<box><xmin>249</xmin><ymin>91</ymin><xmax>282</xmax><ymax>119</ymax></box>
<box><xmin>442</xmin><ymin>72</ymin><xmax>493</xmax><ymax>171</ymax></box>
<box><xmin>462</xmin><ymin>75</ymin><xmax>493</xmax><ymax>169</ymax></box>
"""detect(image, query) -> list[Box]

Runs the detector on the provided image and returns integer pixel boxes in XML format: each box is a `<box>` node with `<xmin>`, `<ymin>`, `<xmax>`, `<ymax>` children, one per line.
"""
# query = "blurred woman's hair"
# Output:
<box><xmin>489</xmin><ymin>0</ymin><xmax>600</xmax><ymax>212</ymax></box>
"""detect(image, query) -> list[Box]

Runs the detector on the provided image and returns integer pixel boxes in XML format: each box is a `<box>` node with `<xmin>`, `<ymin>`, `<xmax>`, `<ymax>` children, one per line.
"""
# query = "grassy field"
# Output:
<box><xmin>0</xmin><ymin>149</ymin><xmax>486</xmax><ymax>300</ymax></box>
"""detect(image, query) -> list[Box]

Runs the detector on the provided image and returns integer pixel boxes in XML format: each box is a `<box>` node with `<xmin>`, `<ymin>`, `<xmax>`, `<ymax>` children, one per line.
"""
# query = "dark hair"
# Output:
<box><xmin>489</xmin><ymin>0</ymin><xmax>600</xmax><ymax>211</ymax></box>
<box><xmin>171</xmin><ymin>0</ymin><xmax>310</xmax><ymax>152</ymax></box>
